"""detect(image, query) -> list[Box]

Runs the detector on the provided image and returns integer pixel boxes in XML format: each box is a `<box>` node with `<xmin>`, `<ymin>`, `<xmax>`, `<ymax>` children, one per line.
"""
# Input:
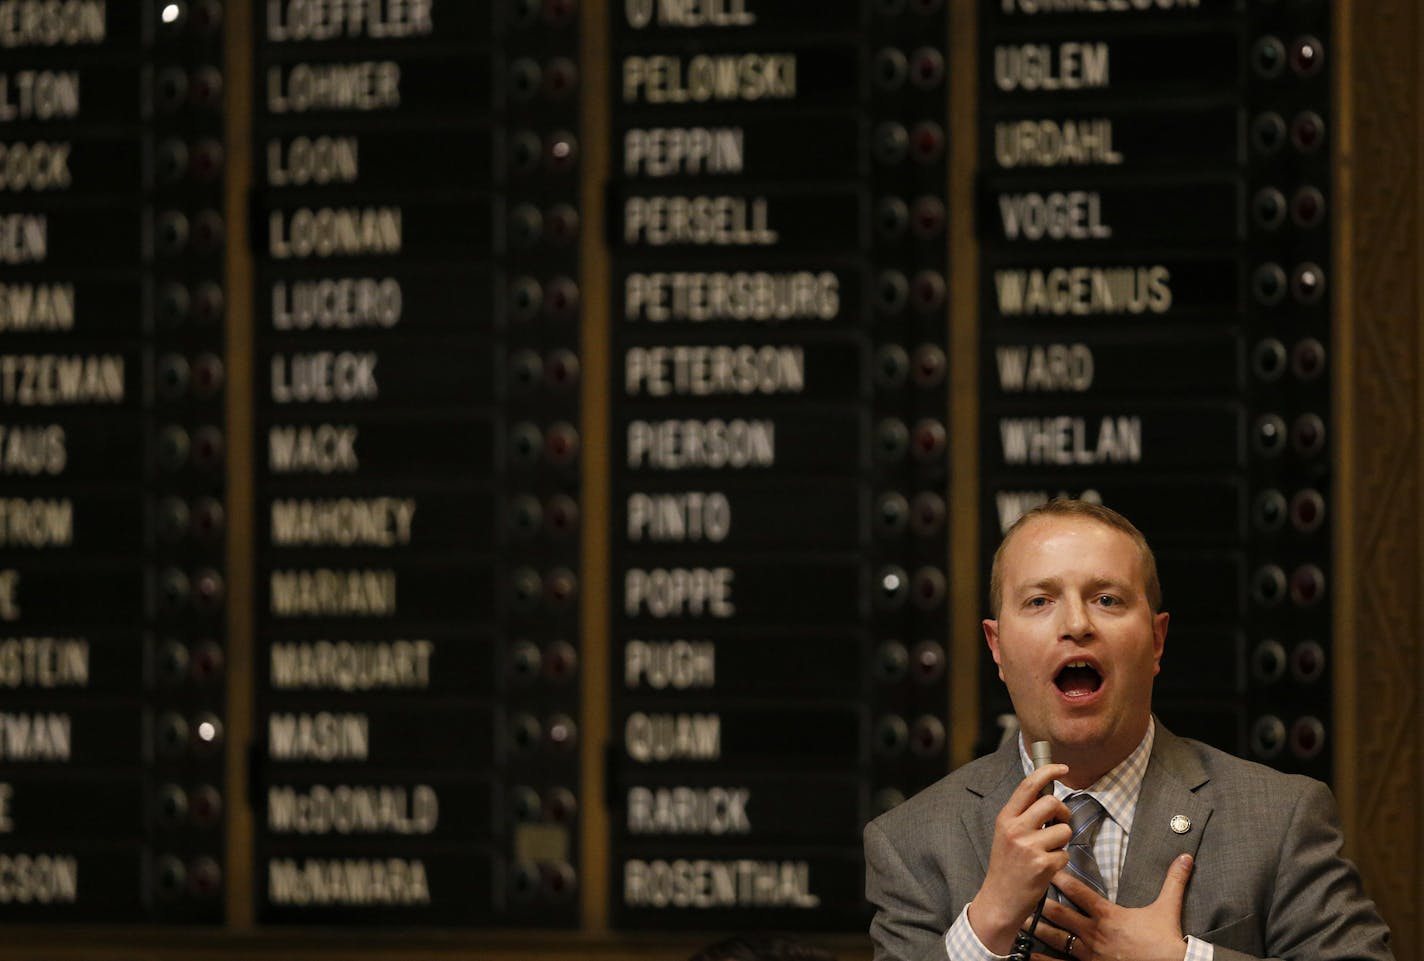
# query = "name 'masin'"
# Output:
<box><xmin>268</xmin><ymin>711</ymin><xmax>369</xmax><ymax>761</ymax></box>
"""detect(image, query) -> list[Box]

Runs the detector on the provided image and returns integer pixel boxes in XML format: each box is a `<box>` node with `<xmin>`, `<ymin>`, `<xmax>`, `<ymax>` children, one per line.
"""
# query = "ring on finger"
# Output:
<box><xmin>1065</xmin><ymin>933</ymin><xmax>1077</xmax><ymax>957</ymax></box>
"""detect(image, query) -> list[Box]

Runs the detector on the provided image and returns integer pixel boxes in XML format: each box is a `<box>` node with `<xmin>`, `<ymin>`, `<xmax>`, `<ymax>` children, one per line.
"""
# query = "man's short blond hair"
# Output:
<box><xmin>988</xmin><ymin>497</ymin><xmax>1162</xmax><ymax>616</ymax></box>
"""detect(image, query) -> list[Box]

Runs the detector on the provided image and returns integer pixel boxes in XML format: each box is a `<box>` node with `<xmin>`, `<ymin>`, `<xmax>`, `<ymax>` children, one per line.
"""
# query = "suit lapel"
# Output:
<box><xmin>1117</xmin><ymin>724</ymin><xmax>1213</xmax><ymax>908</ymax></box>
<box><xmin>961</xmin><ymin>737</ymin><xmax>1024</xmax><ymax>874</ymax></box>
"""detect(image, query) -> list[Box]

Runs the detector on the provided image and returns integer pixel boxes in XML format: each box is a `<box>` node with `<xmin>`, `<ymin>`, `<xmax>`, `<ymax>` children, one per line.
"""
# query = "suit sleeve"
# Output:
<box><xmin>865</xmin><ymin>818</ymin><xmax>957</xmax><ymax>961</ymax></box>
<box><xmin>1212</xmin><ymin>778</ymin><xmax>1394</xmax><ymax>961</ymax></box>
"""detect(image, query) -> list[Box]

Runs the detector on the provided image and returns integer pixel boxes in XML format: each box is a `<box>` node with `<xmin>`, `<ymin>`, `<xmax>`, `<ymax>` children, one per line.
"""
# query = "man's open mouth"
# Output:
<box><xmin>1054</xmin><ymin>660</ymin><xmax>1102</xmax><ymax>696</ymax></box>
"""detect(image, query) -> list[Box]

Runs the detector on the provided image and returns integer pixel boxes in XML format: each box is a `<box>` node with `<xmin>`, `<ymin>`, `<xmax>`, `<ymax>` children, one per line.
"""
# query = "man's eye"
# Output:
<box><xmin>1096</xmin><ymin>595</ymin><xmax>1119</xmax><ymax>607</ymax></box>
<box><xmin>1027</xmin><ymin>597</ymin><xmax>1048</xmax><ymax>608</ymax></box>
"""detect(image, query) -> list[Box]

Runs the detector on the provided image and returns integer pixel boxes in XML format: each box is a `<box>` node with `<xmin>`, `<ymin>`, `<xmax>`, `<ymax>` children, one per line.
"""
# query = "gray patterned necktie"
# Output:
<box><xmin>1061</xmin><ymin>793</ymin><xmax>1110</xmax><ymax>905</ymax></box>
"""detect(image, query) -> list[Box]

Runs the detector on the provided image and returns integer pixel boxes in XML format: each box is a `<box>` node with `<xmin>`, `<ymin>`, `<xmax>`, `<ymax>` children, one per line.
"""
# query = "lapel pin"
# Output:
<box><xmin>1170</xmin><ymin>814</ymin><xmax>1192</xmax><ymax>835</ymax></box>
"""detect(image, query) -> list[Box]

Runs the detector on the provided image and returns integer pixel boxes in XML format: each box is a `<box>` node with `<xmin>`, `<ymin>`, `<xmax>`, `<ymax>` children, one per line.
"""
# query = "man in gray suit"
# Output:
<box><xmin>864</xmin><ymin>499</ymin><xmax>1393</xmax><ymax>961</ymax></box>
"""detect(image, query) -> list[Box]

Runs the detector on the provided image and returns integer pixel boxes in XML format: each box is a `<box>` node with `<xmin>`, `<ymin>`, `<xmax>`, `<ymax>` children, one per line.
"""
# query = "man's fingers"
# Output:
<box><xmin>1008</xmin><ymin>763</ymin><xmax>1070</xmax><ymax>813</ymax></box>
<box><xmin>1154</xmin><ymin>853</ymin><xmax>1194</xmax><ymax>909</ymax></box>
<box><xmin>1039</xmin><ymin>896</ymin><xmax>1085</xmax><ymax>932</ymax></box>
<box><xmin>1053</xmin><ymin>870</ymin><xmax>1109</xmax><ymax>913</ymax></box>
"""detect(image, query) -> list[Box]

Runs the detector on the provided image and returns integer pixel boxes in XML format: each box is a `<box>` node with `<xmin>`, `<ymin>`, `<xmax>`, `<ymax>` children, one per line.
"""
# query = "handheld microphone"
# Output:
<box><xmin>1012</xmin><ymin>741</ymin><xmax>1056</xmax><ymax>961</ymax></box>
<box><xmin>1030</xmin><ymin>740</ymin><xmax>1054</xmax><ymax>796</ymax></box>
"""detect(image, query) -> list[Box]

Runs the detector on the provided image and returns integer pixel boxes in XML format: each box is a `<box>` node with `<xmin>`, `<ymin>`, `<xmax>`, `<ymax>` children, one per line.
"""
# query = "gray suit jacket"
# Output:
<box><xmin>864</xmin><ymin>724</ymin><xmax>1393</xmax><ymax>961</ymax></box>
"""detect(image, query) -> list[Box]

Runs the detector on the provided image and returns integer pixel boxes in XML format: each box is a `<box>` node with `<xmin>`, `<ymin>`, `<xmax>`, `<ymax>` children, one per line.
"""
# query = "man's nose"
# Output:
<box><xmin>1058</xmin><ymin>596</ymin><xmax>1094</xmax><ymax>640</ymax></box>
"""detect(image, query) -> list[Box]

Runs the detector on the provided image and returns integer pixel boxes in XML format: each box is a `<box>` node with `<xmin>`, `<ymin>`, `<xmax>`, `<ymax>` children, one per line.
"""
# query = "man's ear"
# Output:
<box><xmin>983</xmin><ymin>618</ymin><xmax>1005</xmax><ymax>681</ymax></box>
<box><xmin>1151</xmin><ymin>611</ymin><xmax>1169</xmax><ymax>675</ymax></box>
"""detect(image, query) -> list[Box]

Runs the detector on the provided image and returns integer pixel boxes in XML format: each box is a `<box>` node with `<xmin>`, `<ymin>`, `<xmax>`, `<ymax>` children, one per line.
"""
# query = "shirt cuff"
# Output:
<box><xmin>1183</xmin><ymin>935</ymin><xmax>1214</xmax><ymax>961</ymax></box>
<box><xmin>944</xmin><ymin>903</ymin><xmax>1014</xmax><ymax>961</ymax></box>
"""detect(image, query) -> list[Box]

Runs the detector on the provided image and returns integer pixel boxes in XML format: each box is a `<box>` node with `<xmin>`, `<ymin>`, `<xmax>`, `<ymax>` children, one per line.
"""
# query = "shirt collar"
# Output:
<box><xmin>1016</xmin><ymin>717</ymin><xmax>1155</xmax><ymax>835</ymax></box>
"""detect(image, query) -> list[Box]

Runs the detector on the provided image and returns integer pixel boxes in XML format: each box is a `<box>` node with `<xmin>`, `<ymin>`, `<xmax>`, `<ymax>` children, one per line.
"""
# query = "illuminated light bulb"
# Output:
<box><xmin>162</xmin><ymin>4</ymin><xmax>181</xmax><ymax>23</ymax></box>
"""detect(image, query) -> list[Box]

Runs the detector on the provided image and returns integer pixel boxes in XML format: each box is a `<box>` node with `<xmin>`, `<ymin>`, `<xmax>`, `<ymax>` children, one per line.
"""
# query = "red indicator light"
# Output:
<box><xmin>544</xmin><ymin>58</ymin><xmax>579</xmax><ymax>98</ymax></box>
<box><xmin>910</xmin><ymin>196</ymin><xmax>946</xmax><ymax>239</ymax></box>
<box><xmin>910</xmin><ymin>47</ymin><xmax>944</xmax><ymax>88</ymax></box>
<box><xmin>545</xmin><ymin>495</ymin><xmax>579</xmax><ymax>536</ymax></box>
<box><xmin>1291</xmin><ymin>111</ymin><xmax>1325</xmax><ymax>152</ymax></box>
<box><xmin>1289</xmin><ymin>564</ymin><xmax>1325</xmax><ymax>605</ymax></box>
<box><xmin>1291</xmin><ymin>338</ymin><xmax>1326</xmax><ymax>380</ymax></box>
<box><xmin>910</xmin><ymin>122</ymin><xmax>945</xmax><ymax>163</ymax></box>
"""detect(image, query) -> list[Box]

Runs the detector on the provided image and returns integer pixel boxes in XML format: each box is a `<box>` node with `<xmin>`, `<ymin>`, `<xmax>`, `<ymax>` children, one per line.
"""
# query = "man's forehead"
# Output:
<box><xmin>1002</xmin><ymin>515</ymin><xmax>1140</xmax><ymax>569</ymax></box>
